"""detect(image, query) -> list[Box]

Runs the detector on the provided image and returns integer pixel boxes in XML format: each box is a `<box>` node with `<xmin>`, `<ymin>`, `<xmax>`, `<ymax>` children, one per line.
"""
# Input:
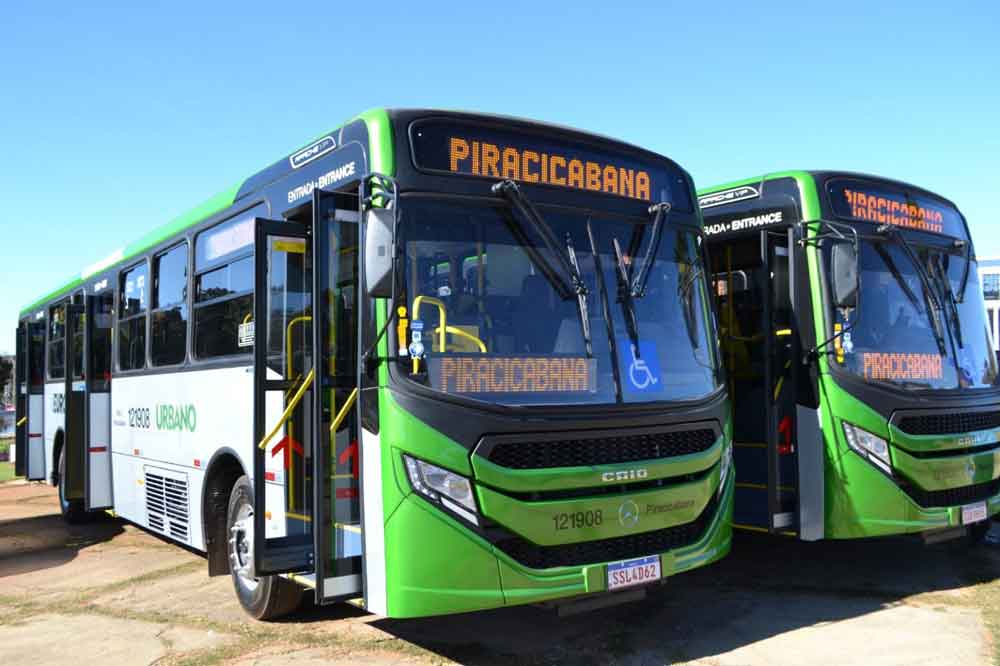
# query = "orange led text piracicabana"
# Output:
<box><xmin>449</xmin><ymin>137</ymin><xmax>652</xmax><ymax>201</ymax></box>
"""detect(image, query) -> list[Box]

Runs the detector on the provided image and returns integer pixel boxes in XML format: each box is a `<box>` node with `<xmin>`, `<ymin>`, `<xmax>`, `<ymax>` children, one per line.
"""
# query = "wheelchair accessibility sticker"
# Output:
<box><xmin>617</xmin><ymin>338</ymin><xmax>662</xmax><ymax>393</ymax></box>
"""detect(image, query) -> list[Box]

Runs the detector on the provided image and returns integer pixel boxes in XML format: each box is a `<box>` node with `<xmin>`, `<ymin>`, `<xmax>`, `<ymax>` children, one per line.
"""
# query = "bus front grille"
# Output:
<box><xmin>483</xmin><ymin>425</ymin><xmax>718</xmax><ymax>470</ymax></box>
<box><xmin>491</xmin><ymin>493</ymin><xmax>718</xmax><ymax>569</ymax></box>
<box><xmin>896</xmin><ymin>411</ymin><xmax>1000</xmax><ymax>436</ymax></box>
<box><xmin>901</xmin><ymin>477</ymin><xmax>1000</xmax><ymax>508</ymax></box>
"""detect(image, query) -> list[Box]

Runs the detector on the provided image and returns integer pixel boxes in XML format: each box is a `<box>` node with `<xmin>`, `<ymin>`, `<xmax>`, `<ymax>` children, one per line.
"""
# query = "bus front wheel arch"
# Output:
<box><xmin>202</xmin><ymin>451</ymin><xmax>245</xmax><ymax>577</ymax></box>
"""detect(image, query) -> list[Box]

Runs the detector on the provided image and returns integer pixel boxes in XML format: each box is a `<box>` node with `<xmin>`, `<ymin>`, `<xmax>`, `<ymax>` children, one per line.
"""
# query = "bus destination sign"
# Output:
<box><xmin>828</xmin><ymin>178</ymin><xmax>965</xmax><ymax>238</ymax></box>
<box><xmin>410</xmin><ymin>119</ymin><xmax>692</xmax><ymax>208</ymax></box>
<box><xmin>426</xmin><ymin>355</ymin><xmax>597</xmax><ymax>395</ymax></box>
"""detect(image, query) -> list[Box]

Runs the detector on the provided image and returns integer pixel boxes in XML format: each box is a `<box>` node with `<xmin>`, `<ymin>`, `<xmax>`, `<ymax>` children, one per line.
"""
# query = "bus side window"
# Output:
<box><xmin>48</xmin><ymin>303</ymin><xmax>66</xmax><ymax>379</ymax></box>
<box><xmin>152</xmin><ymin>243</ymin><xmax>189</xmax><ymax>366</ymax></box>
<box><xmin>118</xmin><ymin>261</ymin><xmax>149</xmax><ymax>371</ymax></box>
<box><xmin>193</xmin><ymin>213</ymin><xmax>255</xmax><ymax>359</ymax></box>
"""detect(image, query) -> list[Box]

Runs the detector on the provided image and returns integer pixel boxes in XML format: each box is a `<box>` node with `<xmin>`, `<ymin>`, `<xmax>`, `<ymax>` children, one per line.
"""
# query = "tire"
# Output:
<box><xmin>227</xmin><ymin>475</ymin><xmax>304</xmax><ymax>620</ymax></box>
<box><xmin>58</xmin><ymin>445</ymin><xmax>90</xmax><ymax>524</ymax></box>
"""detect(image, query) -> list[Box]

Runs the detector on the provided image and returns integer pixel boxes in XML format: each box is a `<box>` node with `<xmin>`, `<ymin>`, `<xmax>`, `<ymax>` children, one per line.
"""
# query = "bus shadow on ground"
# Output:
<box><xmin>362</xmin><ymin>530</ymin><xmax>1000</xmax><ymax>665</ymax></box>
<box><xmin>0</xmin><ymin>511</ymin><xmax>125</xmax><ymax>580</ymax></box>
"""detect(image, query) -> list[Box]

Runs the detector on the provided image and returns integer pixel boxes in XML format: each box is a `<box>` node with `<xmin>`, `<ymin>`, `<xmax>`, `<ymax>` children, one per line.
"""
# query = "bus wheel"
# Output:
<box><xmin>227</xmin><ymin>475</ymin><xmax>303</xmax><ymax>620</ymax></box>
<box><xmin>58</xmin><ymin>446</ymin><xmax>89</xmax><ymax>524</ymax></box>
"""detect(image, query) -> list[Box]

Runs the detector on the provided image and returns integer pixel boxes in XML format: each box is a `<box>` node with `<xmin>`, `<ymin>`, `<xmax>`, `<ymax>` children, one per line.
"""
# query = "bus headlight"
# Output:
<box><xmin>842</xmin><ymin>422</ymin><xmax>892</xmax><ymax>474</ymax></box>
<box><xmin>403</xmin><ymin>455</ymin><xmax>479</xmax><ymax>525</ymax></box>
<box><xmin>718</xmin><ymin>445</ymin><xmax>733</xmax><ymax>497</ymax></box>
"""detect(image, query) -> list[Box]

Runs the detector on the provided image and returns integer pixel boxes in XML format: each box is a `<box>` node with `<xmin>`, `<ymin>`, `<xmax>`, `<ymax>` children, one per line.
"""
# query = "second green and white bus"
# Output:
<box><xmin>700</xmin><ymin>171</ymin><xmax>999</xmax><ymax>541</ymax></box>
<box><xmin>13</xmin><ymin>108</ymin><xmax>732</xmax><ymax>619</ymax></box>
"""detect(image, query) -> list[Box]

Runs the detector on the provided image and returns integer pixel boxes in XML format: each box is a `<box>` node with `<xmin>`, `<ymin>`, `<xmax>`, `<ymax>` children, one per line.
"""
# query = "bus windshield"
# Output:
<box><xmin>396</xmin><ymin>198</ymin><xmax>721</xmax><ymax>406</ymax></box>
<box><xmin>832</xmin><ymin>238</ymin><xmax>999</xmax><ymax>390</ymax></box>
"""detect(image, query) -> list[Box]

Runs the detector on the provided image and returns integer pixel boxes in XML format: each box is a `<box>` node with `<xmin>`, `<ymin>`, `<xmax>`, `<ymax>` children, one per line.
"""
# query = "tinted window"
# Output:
<box><xmin>118</xmin><ymin>262</ymin><xmax>148</xmax><ymax>370</ymax></box>
<box><xmin>29</xmin><ymin>322</ymin><xmax>45</xmax><ymax>389</ymax></box>
<box><xmin>195</xmin><ymin>214</ymin><xmax>253</xmax><ymax>269</ymax></box>
<box><xmin>151</xmin><ymin>244</ymin><xmax>188</xmax><ymax>366</ymax></box>
<box><xmin>91</xmin><ymin>292</ymin><xmax>113</xmax><ymax>391</ymax></box>
<box><xmin>194</xmin><ymin>216</ymin><xmax>255</xmax><ymax>359</ymax></box>
<box><xmin>983</xmin><ymin>273</ymin><xmax>1000</xmax><ymax>301</ymax></box>
<box><xmin>47</xmin><ymin>304</ymin><xmax>66</xmax><ymax>379</ymax></box>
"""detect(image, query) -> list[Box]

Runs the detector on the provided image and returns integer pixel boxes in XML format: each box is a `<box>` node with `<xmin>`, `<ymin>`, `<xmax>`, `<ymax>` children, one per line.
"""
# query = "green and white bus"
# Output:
<box><xmin>699</xmin><ymin>171</ymin><xmax>999</xmax><ymax>541</ymax></box>
<box><xmin>13</xmin><ymin>109</ymin><xmax>732</xmax><ymax>619</ymax></box>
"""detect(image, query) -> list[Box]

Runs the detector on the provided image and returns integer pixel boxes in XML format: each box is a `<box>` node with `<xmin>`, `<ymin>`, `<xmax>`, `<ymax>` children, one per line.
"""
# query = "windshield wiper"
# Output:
<box><xmin>875</xmin><ymin>225</ymin><xmax>948</xmax><ymax>355</ymax></box>
<box><xmin>630</xmin><ymin>202</ymin><xmax>672</xmax><ymax>298</ymax></box>
<box><xmin>955</xmin><ymin>239</ymin><xmax>971</xmax><ymax>303</ymax></box>
<box><xmin>612</xmin><ymin>237</ymin><xmax>640</xmax><ymax>353</ymax></box>
<box><xmin>932</xmin><ymin>253</ymin><xmax>964</xmax><ymax>348</ymax></box>
<box><xmin>493</xmin><ymin>180</ymin><xmax>592</xmax><ymax>356</ymax></box>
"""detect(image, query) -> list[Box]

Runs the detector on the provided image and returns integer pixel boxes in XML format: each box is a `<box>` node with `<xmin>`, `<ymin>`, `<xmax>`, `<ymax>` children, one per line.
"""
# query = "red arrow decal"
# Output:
<box><xmin>339</xmin><ymin>440</ymin><xmax>360</xmax><ymax>479</ymax></box>
<box><xmin>777</xmin><ymin>416</ymin><xmax>794</xmax><ymax>455</ymax></box>
<box><xmin>271</xmin><ymin>435</ymin><xmax>304</xmax><ymax>470</ymax></box>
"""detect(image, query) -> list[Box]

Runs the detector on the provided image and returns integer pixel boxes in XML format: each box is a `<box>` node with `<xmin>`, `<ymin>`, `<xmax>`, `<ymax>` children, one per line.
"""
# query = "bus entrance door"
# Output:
<box><xmin>761</xmin><ymin>229</ymin><xmax>800</xmax><ymax>535</ymax></box>
<box><xmin>63</xmin><ymin>297</ymin><xmax>114</xmax><ymax>510</ymax></box>
<box><xmin>310</xmin><ymin>188</ymin><xmax>362</xmax><ymax>604</ymax></box>
<box><xmin>84</xmin><ymin>292</ymin><xmax>113</xmax><ymax>510</ymax></box>
<box><xmin>24</xmin><ymin>320</ymin><xmax>45</xmax><ymax>481</ymax></box>
<box><xmin>14</xmin><ymin>323</ymin><xmax>27</xmax><ymax>477</ymax></box>
<box><xmin>63</xmin><ymin>304</ymin><xmax>87</xmax><ymax>505</ymax></box>
<box><xmin>251</xmin><ymin>192</ymin><xmax>363</xmax><ymax>603</ymax></box>
<box><xmin>253</xmin><ymin>221</ymin><xmax>316</xmax><ymax>577</ymax></box>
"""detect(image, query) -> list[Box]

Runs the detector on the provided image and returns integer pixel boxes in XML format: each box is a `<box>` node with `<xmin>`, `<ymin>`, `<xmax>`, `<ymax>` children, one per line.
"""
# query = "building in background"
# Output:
<box><xmin>980</xmin><ymin>258</ymin><xmax>1000</xmax><ymax>360</ymax></box>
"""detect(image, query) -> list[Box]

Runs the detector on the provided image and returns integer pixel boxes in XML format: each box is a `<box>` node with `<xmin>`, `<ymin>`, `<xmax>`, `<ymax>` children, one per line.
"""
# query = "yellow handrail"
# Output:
<box><xmin>258</xmin><ymin>368</ymin><xmax>315</xmax><ymax>450</ymax></box>
<box><xmin>434</xmin><ymin>325</ymin><xmax>487</xmax><ymax>353</ymax></box>
<box><xmin>17</xmin><ymin>416</ymin><xmax>27</xmax><ymax>427</ymax></box>
<box><xmin>411</xmin><ymin>295</ymin><xmax>447</xmax><ymax>352</ymax></box>
<box><xmin>330</xmin><ymin>387</ymin><xmax>358</xmax><ymax>434</ymax></box>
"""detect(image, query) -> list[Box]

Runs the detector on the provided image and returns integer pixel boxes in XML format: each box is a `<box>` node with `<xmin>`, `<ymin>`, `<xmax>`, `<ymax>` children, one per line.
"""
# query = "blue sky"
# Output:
<box><xmin>1</xmin><ymin>2</ymin><xmax>997</xmax><ymax>353</ymax></box>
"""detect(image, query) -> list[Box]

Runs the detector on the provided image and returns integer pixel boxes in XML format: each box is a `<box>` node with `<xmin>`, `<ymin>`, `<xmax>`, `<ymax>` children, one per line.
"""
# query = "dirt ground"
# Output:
<box><xmin>2</xmin><ymin>480</ymin><xmax>999</xmax><ymax>666</ymax></box>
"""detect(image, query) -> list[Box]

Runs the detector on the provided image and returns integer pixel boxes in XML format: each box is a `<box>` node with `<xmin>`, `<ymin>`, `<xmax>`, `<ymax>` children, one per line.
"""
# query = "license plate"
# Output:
<box><xmin>607</xmin><ymin>555</ymin><xmax>661</xmax><ymax>591</ymax></box>
<box><xmin>962</xmin><ymin>501</ymin><xmax>988</xmax><ymax>525</ymax></box>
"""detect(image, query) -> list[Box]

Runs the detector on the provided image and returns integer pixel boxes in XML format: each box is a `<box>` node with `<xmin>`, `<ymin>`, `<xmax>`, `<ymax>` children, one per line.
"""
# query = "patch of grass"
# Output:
<box><xmin>0</xmin><ymin>462</ymin><xmax>15</xmax><ymax>483</ymax></box>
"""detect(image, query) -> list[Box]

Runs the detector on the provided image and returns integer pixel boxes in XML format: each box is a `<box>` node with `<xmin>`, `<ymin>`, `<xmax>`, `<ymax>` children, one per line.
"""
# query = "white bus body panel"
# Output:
<box><xmin>26</xmin><ymin>394</ymin><xmax>45</xmax><ymax>480</ymax></box>
<box><xmin>87</xmin><ymin>391</ymin><xmax>113</xmax><ymax>509</ymax></box>
<box><xmin>44</xmin><ymin>382</ymin><xmax>65</xmax><ymax>482</ymax></box>
<box><xmin>111</xmin><ymin>366</ymin><xmax>255</xmax><ymax>551</ymax></box>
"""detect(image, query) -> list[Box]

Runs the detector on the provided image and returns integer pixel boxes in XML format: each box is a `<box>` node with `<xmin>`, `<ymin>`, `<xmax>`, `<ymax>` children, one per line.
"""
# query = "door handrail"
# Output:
<box><xmin>330</xmin><ymin>387</ymin><xmax>358</xmax><ymax>434</ymax></box>
<box><xmin>258</xmin><ymin>368</ymin><xmax>315</xmax><ymax>450</ymax></box>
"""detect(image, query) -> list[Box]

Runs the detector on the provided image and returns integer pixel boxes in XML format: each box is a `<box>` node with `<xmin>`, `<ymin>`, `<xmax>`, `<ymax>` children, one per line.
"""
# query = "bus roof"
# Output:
<box><xmin>21</xmin><ymin>108</ymin><xmax>683</xmax><ymax>318</ymax></box>
<box><xmin>19</xmin><ymin>107</ymin><xmax>394</xmax><ymax>318</ymax></box>
<box><xmin>697</xmin><ymin>170</ymin><xmax>961</xmax><ymax>211</ymax></box>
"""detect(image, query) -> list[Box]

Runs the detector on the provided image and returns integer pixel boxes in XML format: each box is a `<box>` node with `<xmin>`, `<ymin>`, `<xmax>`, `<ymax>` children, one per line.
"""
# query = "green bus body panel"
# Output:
<box><xmin>892</xmin><ymin>446</ymin><xmax>1000</xmax><ymax>492</ymax></box>
<box><xmin>19</xmin><ymin>108</ymin><xmax>395</xmax><ymax>318</ymax></box>
<box><xmin>889</xmin><ymin>424</ymin><xmax>1000</xmax><ymax>454</ymax></box>
<box><xmin>476</xmin><ymin>465</ymin><xmax>720</xmax><ymax>546</ymax></box>
<box><xmin>382</xmin><ymin>473</ymin><xmax>734</xmax><ymax>618</ymax></box>
<box><xmin>471</xmin><ymin>435</ymin><xmax>722</xmax><ymax>494</ymax></box>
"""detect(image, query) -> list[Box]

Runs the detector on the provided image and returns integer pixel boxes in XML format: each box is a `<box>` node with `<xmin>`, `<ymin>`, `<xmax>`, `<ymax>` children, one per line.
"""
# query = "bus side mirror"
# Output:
<box><xmin>364</xmin><ymin>207</ymin><xmax>395</xmax><ymax>299</ymax></box>
<box><xmin>831</xmin><ymin>242</ymin><xmax>859</xmax><ymax>309</ymax></box>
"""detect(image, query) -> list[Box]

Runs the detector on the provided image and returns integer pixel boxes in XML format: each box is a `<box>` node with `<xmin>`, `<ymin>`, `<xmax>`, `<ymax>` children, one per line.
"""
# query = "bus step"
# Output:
<box><xmin>921</xmin><ymin>526</ymin><xmax>966</xmax><ymax>545</ymax></box>
<box><xmin>543</xmin><ymin>587</ymin><xmax>648</xmax><ymax>617</ymax></box>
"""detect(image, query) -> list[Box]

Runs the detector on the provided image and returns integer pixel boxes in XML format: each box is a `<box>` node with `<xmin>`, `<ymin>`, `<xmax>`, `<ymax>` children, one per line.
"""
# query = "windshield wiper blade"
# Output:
<box><xmin>872</xmin><ymin>242</ymin><xmax>922</xmax><ymax>312</ymax></box>
<box><xmin>612</xmin><ymin>237</ymin><xmax>640</xmax><ymax>352</ymax></box>
<box><xmin>493</xmin><ymin>179</ymin><xmax>592</xmax><ymax>355</ymax></box>
<box><xmin>955</xmin><ymin>239</ymin><xmax>971</xmax><ymax>304</ymax></box>
<box><xmin>630</xmin><ymin>202</ymin><xmax>671</xmax><ymax>298</ymax></box>
<box><xmin>566</xmin><ymin>232</ymin><xmax>593</xmax><ymax>357</ymax></box>
<box><xmin>875</xmin><ymin>225</ymin><xmax>948</xmax><ymax>355</ymax></box>
<box><xmin>933</xmin><ymin>254</ymin><xmax>964</xmax><ymax>348</ymax></box>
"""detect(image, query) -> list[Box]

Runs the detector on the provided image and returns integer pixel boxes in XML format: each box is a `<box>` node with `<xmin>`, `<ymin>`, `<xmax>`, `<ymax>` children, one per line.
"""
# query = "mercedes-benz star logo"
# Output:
<box><xmin>618</xmin><ymin>499</ymin><xmax>640</xmax><ymax>528</ymax></box>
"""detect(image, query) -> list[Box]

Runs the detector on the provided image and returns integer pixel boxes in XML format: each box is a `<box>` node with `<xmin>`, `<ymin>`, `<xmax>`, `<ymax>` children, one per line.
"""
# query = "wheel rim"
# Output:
<box><xmin>229</xmin><ymin>499</ymin><xmax>259</xmax><ymax>592</ymax></box>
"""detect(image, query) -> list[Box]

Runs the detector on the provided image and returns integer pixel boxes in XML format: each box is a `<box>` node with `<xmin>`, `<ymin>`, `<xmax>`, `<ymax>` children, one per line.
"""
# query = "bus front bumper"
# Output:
<box><xmin>381</xmin><ymin>471</ymin><xmax>733</xmax><ymax>618</ymax></box>
<box><xmin>827</xmin><ymin>449</ymin><xmax>1000</xmax><ymax>539</ymax></box>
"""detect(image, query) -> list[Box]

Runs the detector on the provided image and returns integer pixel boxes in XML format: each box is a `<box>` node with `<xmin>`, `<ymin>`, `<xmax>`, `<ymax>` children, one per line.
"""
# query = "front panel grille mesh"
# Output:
<box><xmin>486</xmin><ymin>428</ymin><xmax>717</xmax><ymax>470</ymax></box>
<box><xmin>492</xmin><ymin>493</ymin><xmax>718</xmax><ymax>569</ymax></box>
<box><xmin>896</xmin><ymin>411</ymin><xmax>1000</xmax><ymax>436</ymax></box>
